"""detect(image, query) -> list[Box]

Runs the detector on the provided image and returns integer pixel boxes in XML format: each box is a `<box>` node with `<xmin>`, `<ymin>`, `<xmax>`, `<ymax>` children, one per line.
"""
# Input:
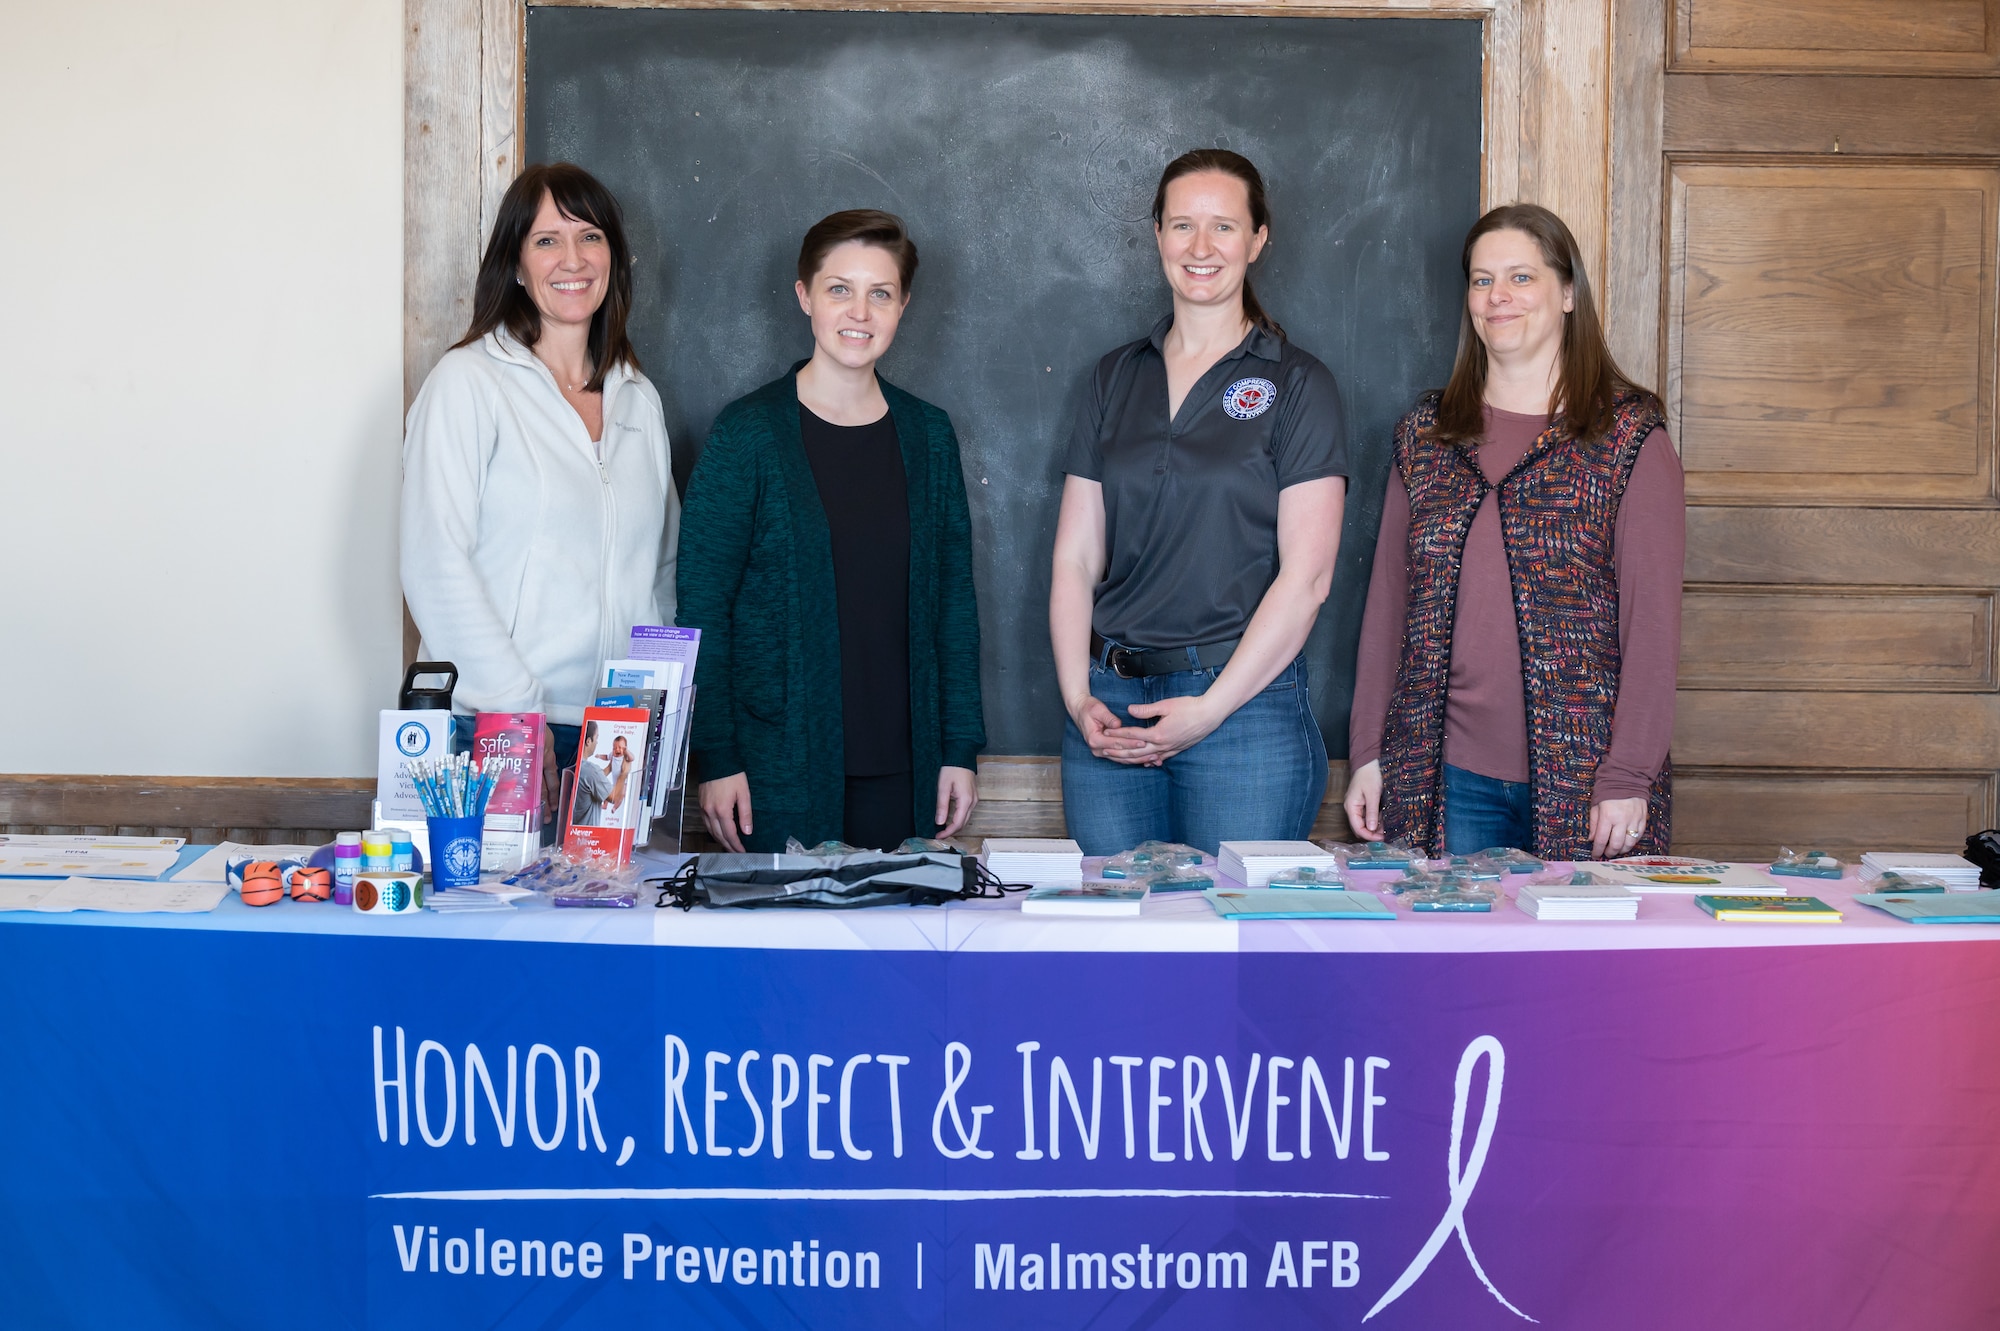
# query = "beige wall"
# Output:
<box><xmin>0</xmin><ymin>0</ymin><xmax>404</xmax><ymax>777</ymax></box>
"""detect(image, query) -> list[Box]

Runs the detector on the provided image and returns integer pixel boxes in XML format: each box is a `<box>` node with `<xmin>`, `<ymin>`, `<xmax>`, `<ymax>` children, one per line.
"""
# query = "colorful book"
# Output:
<box><xmin>1854</xmin><ymin>892</ymin><xmax>2000</xmax><ymax>924</ymax></box>
<box><xmin>1695</xmin><ymin>894</ymin><xmax>1842</xmax><ymax>923</ymax></box>
<box><xmin>1202</xmin><ymin>888</ymin><xmax>1395</xmax><ymax>921</ymax></box>
<box><xmin>471</xmin><ymin>712</ymin><xmax>545</xmax><ymax>872</ymax></box>
<box><xmin>562</xmin><ymin>705</ymin><xmax>652</xmax><ymax>866</ymax></box>
<box><xmin>1020</xmin><ymin>884</ymin><xmax>1147</xmax><ymax>917</ymax></box>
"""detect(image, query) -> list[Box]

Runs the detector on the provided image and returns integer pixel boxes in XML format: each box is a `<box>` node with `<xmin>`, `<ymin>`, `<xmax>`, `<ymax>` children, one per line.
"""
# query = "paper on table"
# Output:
<box><xmin>32</xmin><ymin>878</ymin><xmax>230</xmax><ymax>913</ymax></box>
<box><xmin>0</xmin><ymin>834</ymin><xmax>185</xmax><ymax>850</ymax></box>
<box><xmin>171</xmin><ymin>842</ymin><xmax>322</xmax><ymax>884</ymax></box>
<box><xmin>0</xmin><ymin>845</ymin><xmax>184</xmax><ymax>879</ymax></box>
<box><xmin>0</xmin><ymin>882</ymin><xmax>56</xmax><ymax>911</ymax></box>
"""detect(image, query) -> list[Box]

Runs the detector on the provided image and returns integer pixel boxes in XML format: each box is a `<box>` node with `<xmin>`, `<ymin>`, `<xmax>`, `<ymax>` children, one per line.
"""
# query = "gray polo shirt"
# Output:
<box><xmin>1063</xmin><ymin>315</ymin><xmax>1349</xmax><ymax>651</ymax></box>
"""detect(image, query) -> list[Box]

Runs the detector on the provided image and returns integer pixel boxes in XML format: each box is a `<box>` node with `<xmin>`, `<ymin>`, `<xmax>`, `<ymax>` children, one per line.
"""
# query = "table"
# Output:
<box><xmin>4</xmin><ymin>855</ymin><xmax>1999</xmax><ymax>1328</ymax></box>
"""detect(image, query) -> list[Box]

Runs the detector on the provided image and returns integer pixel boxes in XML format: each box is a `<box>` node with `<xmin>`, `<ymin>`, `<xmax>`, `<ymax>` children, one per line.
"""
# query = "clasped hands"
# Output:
<box><xmin>1068</xmin><ymin>692</ymin><xmax>1222</xmax><ymax>767</ymax></box>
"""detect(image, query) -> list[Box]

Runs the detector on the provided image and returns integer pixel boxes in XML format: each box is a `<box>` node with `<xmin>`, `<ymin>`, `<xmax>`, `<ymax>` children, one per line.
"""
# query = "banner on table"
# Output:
<box><xmin>3</xmin><ymin>925</ymin><xmax>2000</xmax><ymax>1328</ymax></box>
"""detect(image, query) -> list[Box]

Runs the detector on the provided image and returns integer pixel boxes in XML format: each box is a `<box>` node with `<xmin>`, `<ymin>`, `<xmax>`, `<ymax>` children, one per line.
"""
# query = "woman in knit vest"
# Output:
<box><xmin>1343</xmin><ymin>205</ymin><xmax>1685</xmax><ymax>861</ymax></box>
<box><xmin>677</xmin><ymin>210</ymin><xmax>985</xmax><ymax>852</ymax></box>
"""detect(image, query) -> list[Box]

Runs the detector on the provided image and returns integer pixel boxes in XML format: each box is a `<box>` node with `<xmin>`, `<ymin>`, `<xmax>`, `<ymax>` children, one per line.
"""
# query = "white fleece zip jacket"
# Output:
<box><xmin>401</xmin><ymin>328</ymin><xmax>680</xmax><ymax>725</ymax></box>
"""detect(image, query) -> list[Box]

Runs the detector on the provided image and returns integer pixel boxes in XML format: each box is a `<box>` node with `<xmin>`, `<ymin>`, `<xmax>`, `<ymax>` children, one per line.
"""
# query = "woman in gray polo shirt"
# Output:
<box><xmin>1049</xmin><ymin>149</ymin><xmax>1349</xmax><ymax>856</ymax></box>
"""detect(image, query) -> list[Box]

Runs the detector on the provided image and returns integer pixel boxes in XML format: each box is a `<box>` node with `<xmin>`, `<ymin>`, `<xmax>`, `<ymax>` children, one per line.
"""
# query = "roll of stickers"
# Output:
<box><xmin>352</xmin><ymin>871</ymin><xmax>423</xmax><ymax>915</ymax></box>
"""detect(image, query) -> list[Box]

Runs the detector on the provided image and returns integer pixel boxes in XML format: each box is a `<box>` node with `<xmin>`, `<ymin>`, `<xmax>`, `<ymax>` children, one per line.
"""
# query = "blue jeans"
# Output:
<box><xmin>1062</xmin><ymin>654</ymin><xmax>1328</xmax><ymax>856</ymax></box>
<box><xmin>1442</xmin><ymin>763</ymin><xmax>1532</xmax><ymax>855</ymax></box>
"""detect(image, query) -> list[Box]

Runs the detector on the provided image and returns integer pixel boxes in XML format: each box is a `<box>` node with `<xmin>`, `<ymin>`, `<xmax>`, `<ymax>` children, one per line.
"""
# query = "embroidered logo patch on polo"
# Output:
<box><xmin>1222</xmin><ymin>377</ymin><xmax>1277</xmax><ymax>421</ymax></box>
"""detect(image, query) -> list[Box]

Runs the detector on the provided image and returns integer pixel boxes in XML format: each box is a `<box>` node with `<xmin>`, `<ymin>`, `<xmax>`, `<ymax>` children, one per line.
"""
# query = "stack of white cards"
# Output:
<box><xmin>1861</xmin><ymin>852</ymin><xmax>1982</xmax><ymax>891</ymax></box>
<box><xmin>981</xmin><ymin>839</ymin><xmax>1084</xmax><ymax>886</ymax></box>
<box><xmin>1218</xmin><ymin>840</ymin><xmax>1339</xmax><ymax>888</ymax></box>
<box><xmin>1519</xmin><ymin>881</ymin><xmax>1641</xmax><ymax>921</ymax></box>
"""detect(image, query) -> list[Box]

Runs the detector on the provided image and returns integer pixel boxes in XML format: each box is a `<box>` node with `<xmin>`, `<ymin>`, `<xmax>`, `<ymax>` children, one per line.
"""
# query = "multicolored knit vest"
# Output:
<box><xmin>1378</xmin><ymin>390</ymin><xmax>1672</xmax><ymax>858</ymax></box>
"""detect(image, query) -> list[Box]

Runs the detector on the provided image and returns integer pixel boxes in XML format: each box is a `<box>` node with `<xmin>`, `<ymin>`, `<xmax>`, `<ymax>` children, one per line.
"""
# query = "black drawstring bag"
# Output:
<box><xmin>652</xmin><ymin>850</ymin><xmax>1024</xmax><ymax>910</ymax></box>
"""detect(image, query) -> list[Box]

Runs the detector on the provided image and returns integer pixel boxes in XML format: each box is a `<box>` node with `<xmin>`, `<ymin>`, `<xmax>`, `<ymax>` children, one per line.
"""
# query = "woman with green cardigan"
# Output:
<box><xmin>677</xmin><ymin>210</ymin><xmax>985</xmax><ymax>852</ymax></box>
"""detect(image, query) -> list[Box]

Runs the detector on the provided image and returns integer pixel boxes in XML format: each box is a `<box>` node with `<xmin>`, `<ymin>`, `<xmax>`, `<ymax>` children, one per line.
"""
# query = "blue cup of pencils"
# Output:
<box><xmin>405</xmin><ymin>753</ymin><xmax>500</xmax><ymax>891</ymax></box>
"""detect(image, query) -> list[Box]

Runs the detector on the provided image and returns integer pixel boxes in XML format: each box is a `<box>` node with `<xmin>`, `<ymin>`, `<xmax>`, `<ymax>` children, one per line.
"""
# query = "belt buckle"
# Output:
<box><xmin>1108</xmin><ymin>647</ymin><xmax>1141</xmax><ymax>680</ymax></box>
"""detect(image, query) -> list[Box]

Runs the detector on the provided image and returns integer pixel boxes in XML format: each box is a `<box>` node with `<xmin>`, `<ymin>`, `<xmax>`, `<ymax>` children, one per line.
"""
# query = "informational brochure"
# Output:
<box><xmin>563</xmin><ymin>706</ymin><xmax>652</xmax><ymax>865</ymax></box>
<box><xmin>626</xmin><ymin>625</ymin><xmax>701</xmax><ymax>791</ymax></box>
<box><xmin>377</xmin><ymin>710</ymin><xmax>454</xmax><ymax>823</ymax></box>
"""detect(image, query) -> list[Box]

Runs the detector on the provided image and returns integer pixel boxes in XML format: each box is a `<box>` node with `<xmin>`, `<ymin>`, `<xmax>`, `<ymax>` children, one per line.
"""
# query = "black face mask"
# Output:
<box><xmin>652</xmin><ymin>849</ymin><xmax>1025</xmax><ymax>911</ymax></box>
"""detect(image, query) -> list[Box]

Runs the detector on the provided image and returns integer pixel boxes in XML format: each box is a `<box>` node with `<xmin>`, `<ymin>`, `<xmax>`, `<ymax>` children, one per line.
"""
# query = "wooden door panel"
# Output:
<box><xmin>1685</xmin><ymin>507</ymin><xmax>2000</xmax><ymax>585</ymax></box>
<box><xmin>1675</xmin><ymin>691</ymin><xmax>2000</xmax><ymax>767</ymax></box>
<box><xmin>1672</xmin><ymin>768</ymin><xmax>1997</xmax><ymax>859</ymax></box>
<box><xmin>1665</xmin><ymin>75</ymin><xmax>2000</xmax><ymax>156</ymax></box>
<box><xmin>1673</xmin><ymin>0</ymin><xmax>1998</xmax><ymax>73</ymax></box>
<box><xmin>1666</xmin><ymin>162</ymin><xmax>1997</xmax><ymax>504</ymax></box>
<box><xmin>1658</xmin><ymin>6</ymin><xmax>2000</xmax><ymax>856</ymax></box>
<box><xmin>1680</xmin><ymin>586</ymin><xmax>1997</xmax><ymax>690</ymax></box>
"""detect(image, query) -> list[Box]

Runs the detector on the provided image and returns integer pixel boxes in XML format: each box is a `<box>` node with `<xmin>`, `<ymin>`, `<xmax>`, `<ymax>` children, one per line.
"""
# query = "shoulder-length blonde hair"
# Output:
<box><xmin>1434</xmin><ymin>203</ymin><xmax>1649</xmax><ymax>443</ymax></box>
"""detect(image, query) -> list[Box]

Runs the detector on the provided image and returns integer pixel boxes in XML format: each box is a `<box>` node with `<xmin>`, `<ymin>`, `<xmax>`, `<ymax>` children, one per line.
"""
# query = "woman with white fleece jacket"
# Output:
<box><xmin>402</xmin><ymin>162</ymin><xmax>679</xmax><ymax>781</ymax></box>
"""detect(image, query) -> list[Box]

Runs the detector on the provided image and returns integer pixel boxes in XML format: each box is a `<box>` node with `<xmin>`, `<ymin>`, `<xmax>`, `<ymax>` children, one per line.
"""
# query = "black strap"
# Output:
<box><xmin>1090</xmin><ymin>632</ymin><xmax>1240</xmax><ymax>679</ymax></box>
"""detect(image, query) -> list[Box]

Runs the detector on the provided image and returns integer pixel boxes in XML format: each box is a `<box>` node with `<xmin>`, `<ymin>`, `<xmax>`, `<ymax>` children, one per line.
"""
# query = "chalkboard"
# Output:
<box><xmin>527</xmin><ymin>9</ymin><xmax>1482</xmax><ymax>756</ymax></box>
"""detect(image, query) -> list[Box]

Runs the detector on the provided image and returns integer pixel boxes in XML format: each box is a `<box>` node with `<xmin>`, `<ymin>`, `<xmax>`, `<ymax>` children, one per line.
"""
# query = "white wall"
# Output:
<box><xmin>0</xmin><ymin>0</ymin><xmax>404</xmax><ymax>777</ymax></box>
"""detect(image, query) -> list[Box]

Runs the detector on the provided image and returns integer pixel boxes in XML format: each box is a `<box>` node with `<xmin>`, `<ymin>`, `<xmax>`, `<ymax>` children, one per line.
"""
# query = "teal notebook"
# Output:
<box><xmin>1854</xmin><ymin>892</ymin><xmax>2000</xmax><ymax>924</ymax></box>
<box><xmin>1203</xmin><ymin>888</ymin><xmax>1394</xmax><ymax>921</ymax></box>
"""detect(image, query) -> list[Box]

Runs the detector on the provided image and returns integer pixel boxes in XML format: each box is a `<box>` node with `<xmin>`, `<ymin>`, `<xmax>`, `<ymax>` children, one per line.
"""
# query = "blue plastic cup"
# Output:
<box><xmin>427</xmin><ymin>816</ymin><xmax>484</xmax><ymax>890</ymax></box>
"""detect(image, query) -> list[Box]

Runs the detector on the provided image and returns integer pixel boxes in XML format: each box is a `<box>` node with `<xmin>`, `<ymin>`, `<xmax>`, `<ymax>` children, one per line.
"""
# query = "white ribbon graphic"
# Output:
<box><xmin>1364</xmin><ymin>1035</ymin><xmax>1534</xmax><ymax>1323</ymax></box>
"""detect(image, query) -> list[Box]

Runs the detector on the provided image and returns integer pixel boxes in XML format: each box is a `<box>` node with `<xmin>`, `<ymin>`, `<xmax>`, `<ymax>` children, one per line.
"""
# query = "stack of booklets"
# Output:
<box><xmin>1218</xmin><ymin>840</ymin><xmax>1340</xmax><ymax>887</ymax></box>
<box><xmin>981</xmin><ymin>839</ymin><xmax>1083</xmax><ymax>886</ymax></box>
<box><xmin>1695</xmin><ymin>894</ymin><xmax>1841</xmax><ymax>923</ymax></box>
<box><xmin>1860</xmin><ymin>852</ymin><xmax>1982</xmax><ymax>891</ymax></box>
<box><xmin>1518</xmin><ymin>881</ymin><xmax>1641</xmax><ymax>921</ymax></box>
<box><xmin>1854</xmin><ymin>892</ymin><xmax>2000</xmax><ymax>924</ymax></box>
<box><xmin>426</xmin><ymin>885</ymin><xmax>533</xmax><ymax>914</ymax></box>
<box><xmin>1021</xmin><ymin>884</ymin><xmax>1146</xmax><ymax>916</ymax></box>
<box><xmin>1202</xmin><ymin>888</ymin><xmax>1394</xmax><ymax>921</ymax></box>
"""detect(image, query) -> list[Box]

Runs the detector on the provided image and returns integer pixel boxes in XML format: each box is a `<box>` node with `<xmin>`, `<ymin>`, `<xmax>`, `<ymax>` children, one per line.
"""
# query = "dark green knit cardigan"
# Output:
<box><xmin>676</xmin><ymin>369</ymin><xmax>986</xmax><ymax>850</ymax></box>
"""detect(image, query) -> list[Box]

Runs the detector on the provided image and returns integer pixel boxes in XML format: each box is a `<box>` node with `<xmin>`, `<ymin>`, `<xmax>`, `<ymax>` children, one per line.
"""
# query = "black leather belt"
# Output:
<box><xmin>1091</xmin><ymin>632</ymin><xmax>1241</xmax><ymax>679</ymax></box>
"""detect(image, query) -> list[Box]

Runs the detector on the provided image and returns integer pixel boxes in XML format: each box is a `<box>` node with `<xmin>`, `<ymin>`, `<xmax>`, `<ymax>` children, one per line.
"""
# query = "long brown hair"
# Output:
<box><xmin>454</xmin><ymin>163</ymin><xmax>640</xmax><ymax>392</ymax></box>
<box><xmin>1150</xmin><ymin>149</ymin><xmax>1284</xmax><ymax>341</ymax></box>
<box><xmin>1434</xmin><ymin>203</ymin><xmax>1647</xmax><ymax>443</ymax></box>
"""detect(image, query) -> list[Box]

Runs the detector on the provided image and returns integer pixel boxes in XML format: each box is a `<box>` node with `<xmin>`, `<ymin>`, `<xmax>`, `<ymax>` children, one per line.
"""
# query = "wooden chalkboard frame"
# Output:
<box><xmin>406</xmin><ymin>0</ymin><xmax>1663</xmax><ymax>415</ymax></box>
<box><xmin>399</xmin><ymin>0</ymin><xmax>1664</xmax><ymax>840</ymax></box>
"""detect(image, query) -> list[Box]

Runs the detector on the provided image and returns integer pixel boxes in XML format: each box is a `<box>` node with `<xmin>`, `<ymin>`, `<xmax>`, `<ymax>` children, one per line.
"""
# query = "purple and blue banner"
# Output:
<box><xmin>3</xmin><ymin>921</ymin><xmax>2000</xmax><ymax>1327</ymax></box>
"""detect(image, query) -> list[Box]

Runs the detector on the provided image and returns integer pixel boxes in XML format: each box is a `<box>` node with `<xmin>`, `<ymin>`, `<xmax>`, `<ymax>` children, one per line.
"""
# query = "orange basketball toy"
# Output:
<box><xmin>239</xmin><ymin>861</ymin><xmax>285</xmax><ymax>907</ymax></box>
<box><xmin>288</xmin><ymin>865</ymin><xmax>332</xmax><ymax>902</ymax></box>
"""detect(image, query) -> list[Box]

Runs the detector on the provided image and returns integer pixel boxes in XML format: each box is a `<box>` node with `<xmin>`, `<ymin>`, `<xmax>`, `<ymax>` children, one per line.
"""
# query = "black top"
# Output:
<box><xmin>799</xmin><ymin>403</ymin><xmax>913</xmax><ymax>776</ymax></box>
<box><xmin>1063</xmin><ymin>316</ymin><xmax>1349</xmax><ymax>651</ymax></box>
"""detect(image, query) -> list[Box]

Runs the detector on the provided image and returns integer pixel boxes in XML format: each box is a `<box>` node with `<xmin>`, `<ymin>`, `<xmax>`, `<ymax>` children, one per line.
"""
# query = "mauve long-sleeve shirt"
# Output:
<box><xmin>1348</xmin><ymin>405</ymin><xmax>1686</xmax><ymax>802</ymax></box>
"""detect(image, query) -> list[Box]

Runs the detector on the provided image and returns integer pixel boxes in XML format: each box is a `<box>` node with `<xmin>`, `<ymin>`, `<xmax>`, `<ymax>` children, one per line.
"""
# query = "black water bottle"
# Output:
<box><xmin>398</xmin><ymin>661</ymin><xmax>458</xmax><ymax>712</ymax></box>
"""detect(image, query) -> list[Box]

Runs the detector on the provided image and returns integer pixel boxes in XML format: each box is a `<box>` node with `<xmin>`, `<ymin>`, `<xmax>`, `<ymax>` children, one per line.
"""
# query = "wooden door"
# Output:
<box><xmin>1661</xmin><ymin>0</ymin><xmax>2000</xmax><ymax>857</ymax></box>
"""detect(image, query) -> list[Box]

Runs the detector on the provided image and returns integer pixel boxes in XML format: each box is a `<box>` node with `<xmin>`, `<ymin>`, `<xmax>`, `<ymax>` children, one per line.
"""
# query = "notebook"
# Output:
<box><xmin>1695</xmin><ymin>894</ymin><xmax>1842</xmax><ymax>923</ymax></box>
